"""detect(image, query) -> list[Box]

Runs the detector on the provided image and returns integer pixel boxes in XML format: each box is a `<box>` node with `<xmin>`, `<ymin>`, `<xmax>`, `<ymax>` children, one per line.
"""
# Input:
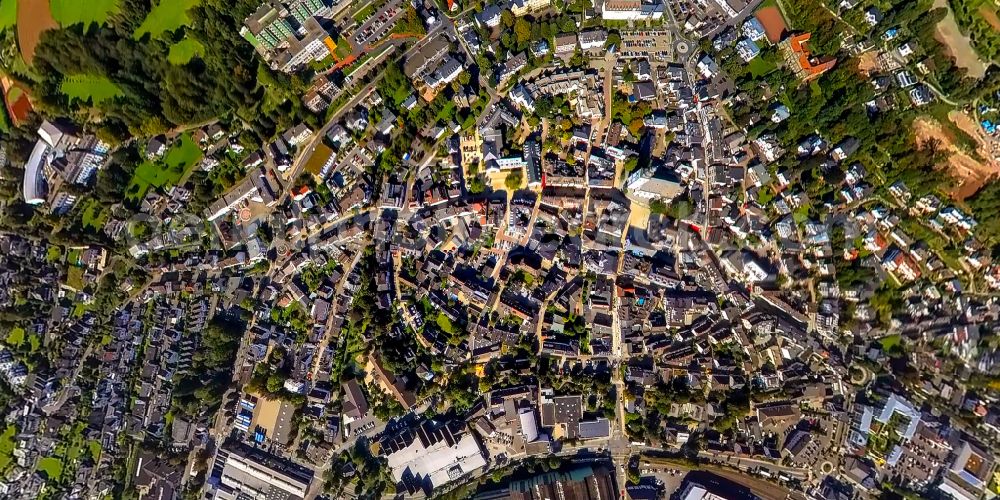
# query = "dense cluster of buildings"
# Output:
<box><xmin>4</xmin><ymin>0</ymin><xmax>1000</xmax><ymax>498</ymax></box>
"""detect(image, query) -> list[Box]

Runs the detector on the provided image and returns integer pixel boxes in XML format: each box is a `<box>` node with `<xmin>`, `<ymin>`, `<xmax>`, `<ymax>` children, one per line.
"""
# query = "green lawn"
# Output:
<box><xmin>748</xmin><ymin>56</ymin><xmax>776</xmax><ymax>77</ymax></box>
<box><xmin>792</xmin><ymin>204</ymin><xmax>810</xmax><ymax>224</ymax></box>
<box><xmin>28</xmin><ymin>335</ymin><xmax>40</xmax><ymax>353</ymax></box>
<box><xmin>436</xmin><ymin>101</ymin><xmax>456</xmax><ymax>122</ymax></box>
<box><xmin>37</xmin><ymin>457</ymin><xmax>62</xmax><ymax>480</ymax></box>
<box><xmin>309</xmin><ymin>54</ymin><xmax>336</xmax><ymax>72</ymax></box>
<box><xmin>0</xmin><ymin>425</ymin><xmax>15</xmax><ymax>472</ymax></box>
<box><xmin>334</xmin><ymin>36</ymin><xmax>352</xmax><ymax>59</ymax></box>
<box><xmin>0</xmin><ymin>0</ymin><xmax>14</xmax><ymax>30</ymax></box>
<box><xmin>127</xmin><ymin>133</ymin><xmax>203</xmax><ymax>201</ymax></box>
<box><xmin>168</xmin><ymin>37</ymin><xmax>205</xmax><ymax>65</ymax></box>
<box><xmin>61</xmin><ymin>74</ymin><xmax>123</xmax><ymax>105</ymax></box>
<box><xmin>88</xmin><ymin>440</ymin><xmax>101</xmax><ymax>462</ymax></box>
<box><xmin>133</xmin><ymin>0</ymin><xmax>201</xmax><ymax>40</ymax></box>
<box><xmin>81</xmin><ymin>200</ymin><xmax>108</xmax><ymax>230</ymax></box>
<box><xmin>6</xmin><ymin>86</ymin><xmax>22</xmax><ymax>105</ymax></box>
<box><xmin>809</xmin><ymin>80</ymin><xmax>822</xmax><ymax>97</ymax></box>
<box><xmin>66</xmin><ymin>266</ymin><xmax>85</xmax><ymax>290</ymax></box>
<box><xmin>436</xmin><ymin>313</ymin><xmax>457</xmax><ymax>334</ymax></box>
<box><xmin>5</xmin><ymin>327</ymin><xmax>24</xmax><ymax>347</ymax></box>
<box><xmin>50</xmin><ymin>0</ymin><xmax>120</xmax><ymax>29</ymax></box>
<box><xmin>67</xmin><ymin>248</ymin><xmax>82</xmax><ymax>266</ymax></box>
<box><xmin>879</xmin><ymin>334</ymin><xmax>901</xmax><ymax>351</ymax></box>
<box><xmin>46</xmin><ymin>246</ymin><xmax>62</xmax><ymax>263</ymax></box>
<box><xmin>757</xmin><ymin>186</ymin><xmax>776</xmax><ymax>205</ymax></box>
<box><xmin>0</xmin><ymin>102</ymin><xmax>8</xmax><ymax>134</ymax></box>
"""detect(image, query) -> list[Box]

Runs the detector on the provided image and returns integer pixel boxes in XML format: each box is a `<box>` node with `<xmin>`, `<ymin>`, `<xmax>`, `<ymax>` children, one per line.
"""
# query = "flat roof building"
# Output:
<box><xmin>382</xmin><ymin>419</ymin><xmax>487</xmax><ymax>494</ymax></box>
<box><xmin>206</xmin><ymin>441</ymin><xmax>315</xmax><ymax>500</ymax></box>
<box><xmin>602</xmin><ymin>0</ymin><xmax>665</xmax><ymax>20</ymax></box>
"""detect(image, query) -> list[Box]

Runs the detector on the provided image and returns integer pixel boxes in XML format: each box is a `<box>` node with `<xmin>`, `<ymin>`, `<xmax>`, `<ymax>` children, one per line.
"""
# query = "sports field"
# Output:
<box><xmin>16</xmin><ymin>0</ymin><xmax>58</xmax><ymax>64</ymax></box>
<box><xmin>4</xmin><ymin>84</ymin><xmax>30</xmax><ymax>125</ymax></box>
<box><xmin>754</xmin><ymin>5</ymin><xmax>788</xmax><ymax>44</ymax></box>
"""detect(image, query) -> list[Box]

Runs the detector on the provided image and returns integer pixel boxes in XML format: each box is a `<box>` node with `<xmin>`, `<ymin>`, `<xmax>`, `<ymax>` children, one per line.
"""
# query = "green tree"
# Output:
<box><xmin>514</xmin><ymin>18</ymin><xmax>531</xmax><ymax>46</ymax></box>
<box><xmin>266</xmin><ymin>374</ymin><xmax>285</xmax><ymax>393</ymax></box>
<box><xmin>606</xmin><ymin>31</ymin><xmax>621</xmax><ymax>48</ymax></box>
<box><xmin>505</xmin><ymin>169</ymin><xmax>523</xmax><ymax>191</ymax></box>
<box><xmin>501</xmin><ymin>10</ymin><xmax>514</xmax><ymax>28</ymax></box>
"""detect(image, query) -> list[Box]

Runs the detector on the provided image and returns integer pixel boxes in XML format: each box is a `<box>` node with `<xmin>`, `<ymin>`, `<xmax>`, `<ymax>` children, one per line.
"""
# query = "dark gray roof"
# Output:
<box><xmin>579</xmin><ymin>418</ymin><xmax>610</xmax><ymax>439</ymax></box>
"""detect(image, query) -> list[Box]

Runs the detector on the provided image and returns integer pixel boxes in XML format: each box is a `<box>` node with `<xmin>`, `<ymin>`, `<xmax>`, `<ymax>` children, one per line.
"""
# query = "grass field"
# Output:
<box><xmin>310</xmin><ymin>54</ymin><xmax>336</xmax><ymax>72</ymax></box>
<box><xmin>0</xmin><ymin>425</ymin><xmax>15</xmax><ymax>472</ymax></box>
<box><xmin>66</xmin><ymin>266</ymin><xmax>85</xmax><ymax>290</ymax></box>
<box><xmin>66</xmin><ymin>248</ymin><xmax>81</xmax><ymax>266</ymax></box>
<box><xmin>88</xmin><ymin>440</ymin><xmax>101</xmax><ymax>462</ymax></box>
<box><xmin>334</xmin><ymin>35</ymin><xmax>353</xmax><ymax>59</ymax></box>
<box><xmin>61</xmin><ymin>74</ymin><xmax>123</xmax><ymax>105</ymax></box>
<box><xmin>792</xmin><ymin>204</ymin><xmax>810</xmax><ymax>224</ymax></box>
<box><xmin>0</xmin><ymin>99</ymin><xmax>9</xmax><ymax>133</ymax></box>
<box><xmin>127</xmin><ymin>133</ymin><xmax>202</xmax><ymax>200</ymax></box>
<box><xmin>436</xmin><ymin>313</ymin><xmax>457</xmax><ymax>334</ymax></box>
<box><xmin>6</xmin><ymin>85</ymin><xmax>21</xmax><ymax>104</ymax></box>
<box><xmin>37</xmin><ymin>457</ymin><xmax>62</xmax><ymax>480</ymax></box>
<box><xmin>302</xmin><ymin>143</ymin><xmax>334</xmax><ymax>176</ymax></box>
<box><xmin>0</xmin><ymin>0</ymin><xmax>15</xmax><ymax>29</ymax></box>
<box><xmin>748</xmin><ymin>56</ymin><xmax>776</xmax><ymax>77</ymax></box>
<box><xmin>168</xmin><ymin>37</ymin><xmax>205</xmax><ymax>64</ymax></box>
<box><xmin>436</xmin><ymin>100</ymin><xmax>456</xmax><ymax>122</ymax></box>
<box><xmin>134</xmin><ymin>0</ymin><xmax>201</xmax><ymax>40</ymax></box>
<box><xmin>45</xmin><ymin>246</ymin><xmax>61</xmax><ymax>262</ymax></box>
<box><xmin>5</xmin><ymin>327</ymin><xmax>23</xmax><ymax>347</ymax></box>
<box><xmin>80</xmin><ymin>200</ymin><xmax>108</xmax><ymax>230</ymax></box>
<box><xmin>49</xmin><ymin>0</ymin><xmax>120</xmax><ymax>29</ymax></box>
<box><xmin>879</xmin><ymin>334</ymin><xmax>902</xmax><ymax>351</ymax></box>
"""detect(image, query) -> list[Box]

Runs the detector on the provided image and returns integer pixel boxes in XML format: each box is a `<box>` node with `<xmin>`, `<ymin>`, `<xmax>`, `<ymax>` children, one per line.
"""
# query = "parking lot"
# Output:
<box><xmin>639</xmin><ymin>462</ymin><xmax>688</xmax><ymax>496</ymax></box>
<box><xmin>619</xmin><ymin>30</ymin><xmax>673</xmax><ymax>60</ymax></box>
<box><xmin>341</xmin><ymin>0</ymin><xmax>405</xmax><ymax>53</ymax></box>
<box><xmin>343</xmin><ymin>411</ymin><xmax>386</xmax><ymax>443</ymax></box>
